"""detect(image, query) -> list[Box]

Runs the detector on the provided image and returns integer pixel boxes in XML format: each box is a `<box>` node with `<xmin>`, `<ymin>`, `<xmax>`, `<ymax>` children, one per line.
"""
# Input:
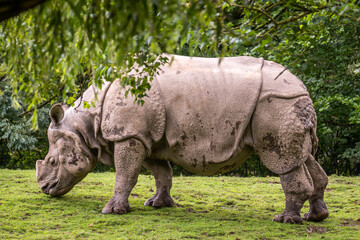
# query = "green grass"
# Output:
<box><xmin>0</xmin><ymin>170</ymin><xmax>359</xmax><ymax>239</ymax></box>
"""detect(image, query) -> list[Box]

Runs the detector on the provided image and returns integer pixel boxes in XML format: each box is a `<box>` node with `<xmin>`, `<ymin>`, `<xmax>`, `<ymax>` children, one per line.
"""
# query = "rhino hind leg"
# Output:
<box><xmin>273</xmin><ymin>163</ymin><xmax>314</xmax><ymax>224</ymax></box>
<box><xmin>143</xmin><ymin>159</ymin><xmax>175</xmax><ymax>207</ymax></box>
<box><xmin>303</xmin><ymin>155</ymin><xmax>329</xmax><ymax>222</ymax></box>
<box><xmin>252</xmin><ymin>96</ymin><xmax>325</xmax><ymax>223</ymax></box>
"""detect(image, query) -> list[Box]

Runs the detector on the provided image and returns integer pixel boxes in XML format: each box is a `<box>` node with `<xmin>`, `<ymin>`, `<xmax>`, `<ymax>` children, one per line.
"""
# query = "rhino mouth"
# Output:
<box><xmin>41</xmin><ymin>181</ymin><xmax>58</xmax><ymax>195</ymax></box>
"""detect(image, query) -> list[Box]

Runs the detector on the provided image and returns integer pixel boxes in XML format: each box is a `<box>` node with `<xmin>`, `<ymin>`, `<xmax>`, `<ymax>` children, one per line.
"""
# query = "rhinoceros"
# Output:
<box><xmin>36</xmin><ymin>55</ymin><xmax>329</xmax><ymax>223</ymax></box>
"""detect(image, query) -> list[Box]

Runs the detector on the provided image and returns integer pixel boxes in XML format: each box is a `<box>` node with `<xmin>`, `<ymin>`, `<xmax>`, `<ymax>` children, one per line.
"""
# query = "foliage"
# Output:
<box><xmin>262</xmin><ymin>16</ymin><xmax>360</xmax><ymax>176</ymax></box>
<box><xmin>1</xmin><ymin>170</ymin><xmax>359</xmax><ymax>239</ymax></box>
<box><xmin>0</xmin><ymin>0</ymin><xmax>213</xmax><ymax>127</ymax></box>
<box><xmin>0</xmin><ymin>85</ymin><xmax>50</xmax><ymax>169</ymax></box>
<box><xmin>0</xmin><ymin>73</ymin><xmax>114</xmax><ymax>171</ymax></box>
<box><xmin>179</xmin><ymin>0</ymin><xmax>360</xmax><ymax>176</ymax></box>
<box><xmin>1</xmin><ymin>0</ymin><xmax>358</xmax><ymax>126</ymax></box>
<box><xmin>0</xmin><ymin>1</ymin><xmax>359</xmax><ymax>175</ymax></box>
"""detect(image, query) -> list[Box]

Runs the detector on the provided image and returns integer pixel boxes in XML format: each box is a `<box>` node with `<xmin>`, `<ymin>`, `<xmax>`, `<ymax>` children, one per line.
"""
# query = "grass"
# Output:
<box><xmin>0</xmin><ymin>169</ymin><xmax>359</xmax><ymax>239</ymax></box>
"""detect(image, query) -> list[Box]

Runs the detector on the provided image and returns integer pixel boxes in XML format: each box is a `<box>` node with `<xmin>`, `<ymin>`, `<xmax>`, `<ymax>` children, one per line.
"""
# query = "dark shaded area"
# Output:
<box><xmin>0</xmin><ymin>0</ymin><xmax>48</xmax><ymax>21</ymax></box>
<box><xmin>166</xmin><ymin>154</ymin><xmax>276</xmax><ymax>177</ymax></box>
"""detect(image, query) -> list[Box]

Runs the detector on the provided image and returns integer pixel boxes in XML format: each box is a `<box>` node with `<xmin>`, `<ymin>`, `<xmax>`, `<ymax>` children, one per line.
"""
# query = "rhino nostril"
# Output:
<box><xmin>40</xmin><ymin>181</ymin><xmax>58</xmax><ymax>195</ymax></box>
<box><xmin>40</xmin><ymin>183</ymin><xmax>50</xmax><ymax>194</ymax></box>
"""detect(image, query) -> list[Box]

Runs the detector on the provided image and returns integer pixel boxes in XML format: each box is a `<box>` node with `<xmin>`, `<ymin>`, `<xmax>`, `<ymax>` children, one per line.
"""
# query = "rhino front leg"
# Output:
<box><xmin>102</xmin><ymin>138</ymin><xmax>146</xmax><ymax>214</ymax></box>
<box><xmin>143</xmin><ymin>159</ymin><xmax>174</xmax><ymax>207</ymax></box>
<box><xmin>273</xmin><ymin>164</ymin><xmax>314</xmax><ymax>224</ymax></box>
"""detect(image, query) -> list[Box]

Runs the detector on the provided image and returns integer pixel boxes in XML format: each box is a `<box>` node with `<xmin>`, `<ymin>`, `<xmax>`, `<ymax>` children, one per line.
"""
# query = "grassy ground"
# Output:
<box><xmin>0</xmin><ymin>170</ymin><xmax>359</xmax><ymax>239</ymax></box>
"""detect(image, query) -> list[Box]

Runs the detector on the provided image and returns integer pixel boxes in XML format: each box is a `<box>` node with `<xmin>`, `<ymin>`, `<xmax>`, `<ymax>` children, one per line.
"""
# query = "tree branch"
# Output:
<box><xmin>277</xmin><ymin>11</ymin><xmax>313</xmax><ymax>25</ymax></box>
<box><xmin>18</xmin><ymin>85</ymin><xmax>64</xmax><ymax>117</ymax></box>
<box><xmin>290</xmin><ymin>3</ymin><xmax>313</xmax><ymax>12</ymax></box>
<box><xmin>224</xmin><ymin>0</ymin><xmax>279</xmax><ymax>25</ymax></box>
<box><xmin>74</xmin><ymin>73</ymin><xmax>88</xmax><ymax>111</ymax></box>
<box><xmin>226</xmin><ymin>0</ymin><xmax>329</xmax><ymax>35</ymax></box>
<box><xmin>251</xmin><ymin>1</ymin><xmax>285</xmax><ymax>23</ymax></box>
<box><xmin>254</xmin><ymin>7</ymin><xmax>287</xmax><ymax>31</ymax></box>
<box><xmin>18</xmin><ymin>96</ymin><xmax>54</xmax><ymax>117</ymax></box>
<box><xmin>342</xmin><ymin>14</ymin><xmax>360</xmax><ymax>22</ymax></box>
<box><xmin>0</xmin><ymin>0</ymin><xmax>48</xmax><ymax>22</ymax></box>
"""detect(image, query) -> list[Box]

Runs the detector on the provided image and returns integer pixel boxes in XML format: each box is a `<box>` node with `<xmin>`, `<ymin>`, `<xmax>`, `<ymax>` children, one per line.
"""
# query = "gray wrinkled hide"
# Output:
<box><xmin>102</xmin><ymin>56</ymin><xmax>309</xmax><ymax>175</ymax></box>
<box><xmin>36</xmin><ymin>55</ymin><xmax>329</xmax><ymax>224</ymax></box>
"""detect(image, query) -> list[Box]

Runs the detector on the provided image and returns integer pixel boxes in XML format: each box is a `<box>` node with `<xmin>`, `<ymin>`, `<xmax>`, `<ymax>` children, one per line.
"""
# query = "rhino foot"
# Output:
<box><xmin>303</xmin><ymin>197</ymin><xmax>329</xmax><ymax>222</ymax></box>
<box><xmin>303</xmin><ymin>200</ymin><xmax>329</xmax><ymax>222</ymax></box>
<box><xmin>304</xmin><ymin>210</ymin><xmax>329</xmax><ymax>222</ymax></box>
<box><xmin>144</xmin><ymin>191</ymin><xmax>175</xmax><ymax>208</ymax></box>
<box><xmin>101</xmin><ymin>197</ymin><xmax>130</xmax><ymax>215</ymax></box>
<box><xmin>273</xmin><ymin>213</ymin><xmax>303</xmax><ymax>224</ymax></box>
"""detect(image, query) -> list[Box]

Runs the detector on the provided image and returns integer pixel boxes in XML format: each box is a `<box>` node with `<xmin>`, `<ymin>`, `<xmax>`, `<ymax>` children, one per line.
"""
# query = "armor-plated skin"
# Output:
<box><xmin>36</xmin><ymin>55</ymin><xmax>329</xmax><ymax>223</ymax></box>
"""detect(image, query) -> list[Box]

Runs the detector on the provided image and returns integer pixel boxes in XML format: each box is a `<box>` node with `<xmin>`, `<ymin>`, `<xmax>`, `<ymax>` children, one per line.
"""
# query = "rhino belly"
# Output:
<box><xmin>151</xmin><ymin>141</ymin><xmax>254</xmax><ymax>175</ymax></box>
<box><xmin>154</xmin><ymin>56</ymin><xmax>263</xmax><ymax>175</ymax></box>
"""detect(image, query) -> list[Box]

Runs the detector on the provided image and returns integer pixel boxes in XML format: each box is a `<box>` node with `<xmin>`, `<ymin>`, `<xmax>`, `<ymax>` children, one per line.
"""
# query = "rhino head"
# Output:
<box><xmin>36</xmin><ymin>103</ymin><xmax>104</xmax><ymax>196</ymax></box>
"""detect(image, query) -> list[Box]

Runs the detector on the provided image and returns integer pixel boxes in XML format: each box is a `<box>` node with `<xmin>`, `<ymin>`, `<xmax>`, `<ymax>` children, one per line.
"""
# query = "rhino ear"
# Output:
<box><xmin>49</xmin><ymin>103</ymin><xmax>65</xmax><ymax>125</ymax></box>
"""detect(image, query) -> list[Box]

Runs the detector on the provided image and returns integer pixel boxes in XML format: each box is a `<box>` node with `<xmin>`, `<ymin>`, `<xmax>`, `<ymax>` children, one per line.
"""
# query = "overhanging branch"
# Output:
<box><xmin>18</xmin><ymin>85</ymin><xmax>64</xmax><ymax>117</ymax></box>
<box><xmin>0</xmin><ymin>0</ymin><xmax>48</xmax><ymax>22</ymax></box>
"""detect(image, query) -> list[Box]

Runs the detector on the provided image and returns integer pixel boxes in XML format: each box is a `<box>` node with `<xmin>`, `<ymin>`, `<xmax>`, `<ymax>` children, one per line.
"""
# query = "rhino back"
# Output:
<box><xmin>260</xmin><ymin>60</ymin><xmax>309</xmax><ymax>100</ymax></box>
<box><xmin>155</xmin><ymin>56</ymin><xmax>263</xmax><ymax>172</ymax></box>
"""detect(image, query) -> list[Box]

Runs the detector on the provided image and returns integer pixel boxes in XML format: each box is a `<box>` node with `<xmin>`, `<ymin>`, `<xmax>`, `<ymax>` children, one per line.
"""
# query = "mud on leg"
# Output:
<box><xmin>303</xmin><ymin>155</ymin><xmax>329</xmax><ymax>221</ymax></box>
<box><xmin>273</xmin><ymin>164</ymin><xmax>314</xmax><ymax>224</ymax></box>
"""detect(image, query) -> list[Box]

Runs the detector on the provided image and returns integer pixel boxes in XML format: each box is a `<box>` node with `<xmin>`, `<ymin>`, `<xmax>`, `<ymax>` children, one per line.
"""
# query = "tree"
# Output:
<box><xmin>0</xmin><ymin>0</ymin><xmax>359</xmax><ymax>174</ymax></box>
<box><xmin>1</xmin><ymin>0</ymin><xmax>359</xmax><ymax>125</ymax></box>
<box><xmin>0</xmin><ymin>84</ymin><xmax>50</xmax><ymax>168</ymax></box>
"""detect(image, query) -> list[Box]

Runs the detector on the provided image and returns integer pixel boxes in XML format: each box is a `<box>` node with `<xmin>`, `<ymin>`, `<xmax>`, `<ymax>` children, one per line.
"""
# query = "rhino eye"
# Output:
<box><xmin>91</xmin><ymin>148</ymin><xmax>98</xmax><ymax>157</ymax></box>
<box><xmin>49</xmin><ymin>157</ymin><xmax>56</xmax><ymax>166</ymax></box>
